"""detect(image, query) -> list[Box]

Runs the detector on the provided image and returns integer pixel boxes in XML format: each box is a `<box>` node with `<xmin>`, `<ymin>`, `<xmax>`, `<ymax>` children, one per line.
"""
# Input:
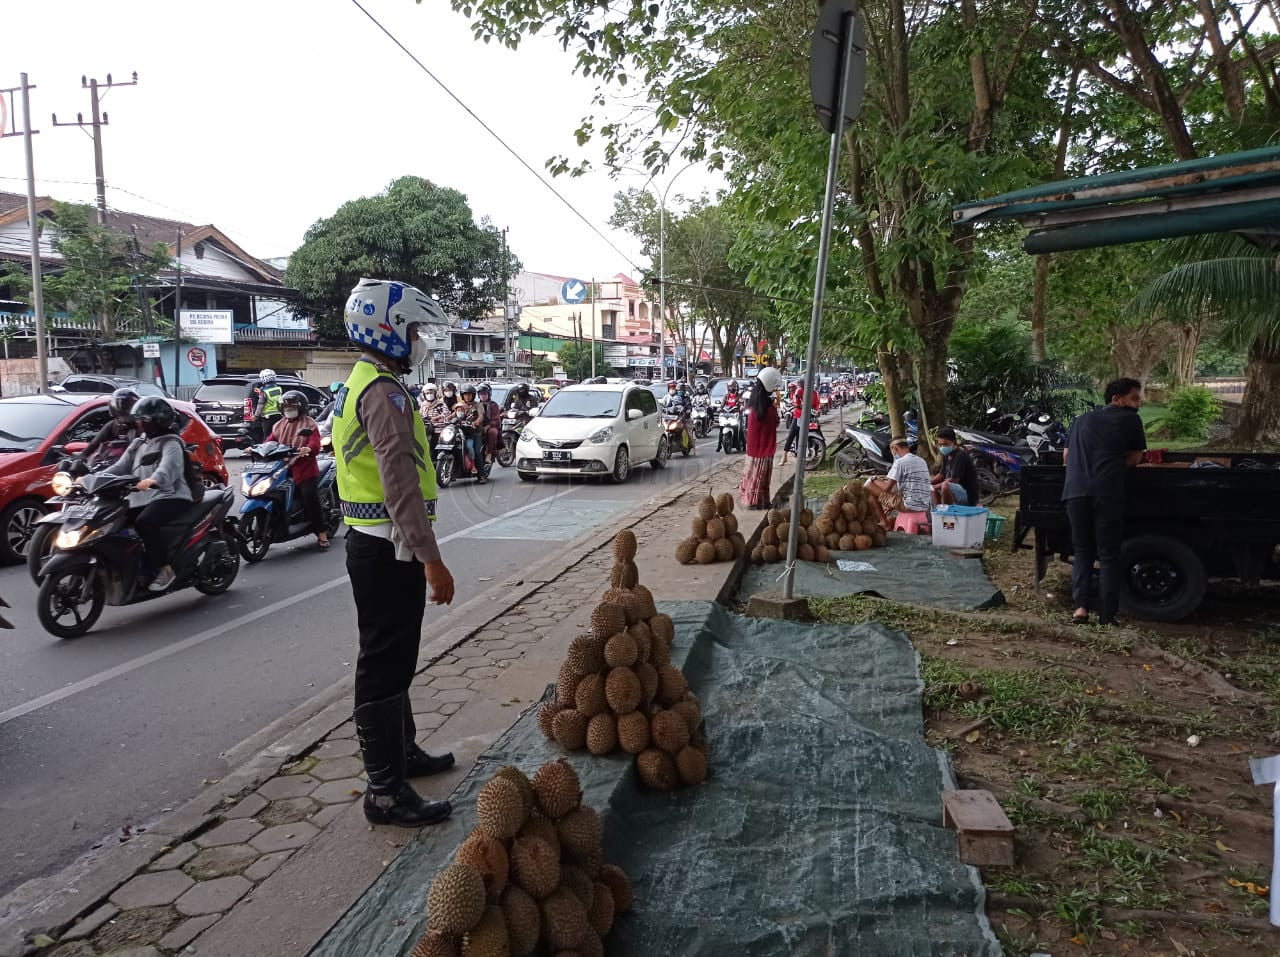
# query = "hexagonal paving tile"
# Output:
<box><xmin>183</xmin><ymin>844</ymin><xmax>260</xmax><ymax>881</ymax></box>
<box><xmin>311</xmin><ymin>737</ymin><xmax>359</xmax><ymax>759</ymax></box>
<box><xmin>256</xmin><ymin>774</ymin><xmax>319</xmax><ymax>801</ymax></box>
<box><xmin>194</xmin><ymin>818</ymin><xmax>263</xmax><ymax>848</ymax></box>
<box><xmin>462</xmin><ymin>666</ymin><xmax>501</xmax><ymax>681</ymax></box>
<box><xmin>310</xmin><ymin>755</ymin><xmax>365</xmax><ymax>781</ymax></box>
<box><xmin>438</xmin><ymin>701</ymin><xmax>463</xmax><ymax>716</ymax></box>
<box><xmin>244</xmin><ymin>850</ymin><xmax>293</xmax><ymax>882</ymax></box>
<box><xmin>427</xmin><ymin>675</ymin><xmax>471</xmax><ymax>690</ymax></box>
<box><xmin>250</xmin><ymin>821</ymin><xmax>321</xmax><ymax>854</ymax></box>
<box><xmin>430</xmin><ymin>688</ymin><xmax>474</xmax><ymax>704</ymax></box>
<box><xmin>255</xmin><ymin>796</ymin><xmax>319</xmax><ymax>827</ymax></box>
<box><xmin>222</xmin><ymin>792</ymin><xmax>268</xmax><ymax>819</ymax></box>
<box><xmin>412</xmin><ymin>711</ymin><xmax>446</xmax><ymax>732</ymax></box>
<box><xmin>487</xmin><ymin>647</ymin><xmax>527</xmax><ymax>661</ymax></box>
<box><xmin>174</xmin><ymin>875</ymin><xmax>253</xmax><ymax>917</ymax></box>
<box><xmin>109</xmin><ymin>870</ymin><xmax>195</xmax><ymax>909</ymax></box>
<box><xmin>148</xmin><ymin>842</ymin><xmax>197</xmax><ymax>871</ymax></box>
<box><xmin>310</xmin><ymin>777</ymin><xmax>366</xmax><ymax>805</ymax></box>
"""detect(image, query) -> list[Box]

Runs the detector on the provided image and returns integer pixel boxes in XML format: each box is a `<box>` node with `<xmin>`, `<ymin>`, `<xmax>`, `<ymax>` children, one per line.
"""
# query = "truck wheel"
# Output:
<box><xmin>1119</xmin><ymin>535</ymin><xmax>1206</xmax><ymax>622</ymax></box>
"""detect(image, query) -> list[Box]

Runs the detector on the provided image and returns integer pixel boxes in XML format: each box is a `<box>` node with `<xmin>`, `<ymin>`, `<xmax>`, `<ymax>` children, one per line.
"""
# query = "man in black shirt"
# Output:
<box><xmin>1063</xmin><ymin>377</ymin><xmax>1147</xmax><ymax>625</ymax></box>
<box><xmin>931</xmin><ymin>426</ymin><xmax>981</xmax><ymax>506</ymax></box>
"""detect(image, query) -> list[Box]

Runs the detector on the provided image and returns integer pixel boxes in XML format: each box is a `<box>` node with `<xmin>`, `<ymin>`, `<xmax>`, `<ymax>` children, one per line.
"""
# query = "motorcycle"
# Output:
<box><xmin>434</xmin><ymin>414</ymin><xmax>492</xmax><ymax>487</ymax></box>
<box><xmin>717</xmin><ymin>405</ymin><xmax>746</xmax><ymax>454</ymax></box>
<box><xmin>691</xmin><ymin>395</ymin><xmax>712</xmax><ymax>438</ymax></box>
<box><xmin>34</xmin><ymin>473</ymin><xmax>240</xmax><ymax>639</ymax></box>
<box><xmin>953</xmin><ymin>427</ymin><xmax>1031</xmax><ymax>503</ymax></box>
<box><xmin>238</xmin><ymin>433</ymin><xmax>341</xmax><ymax>562</ymax></box>
<box><xmin>497</xmin><ymin>410</ymin><xmax>532</xmax><ymax>468</ymax></box>
<box><xmin>830</xmin><ymin>422</ymin><xmax>923</xmax><ymax>479</ymax></box>
<box><xmin>785</xmin><ymin>418</ymin><xmax>827</xmax><ymax>471</ymax></box>
<box><xmin>662</xmin><ymin>413</ymin><xmax>695</xmax><ymax>457</ymax></box>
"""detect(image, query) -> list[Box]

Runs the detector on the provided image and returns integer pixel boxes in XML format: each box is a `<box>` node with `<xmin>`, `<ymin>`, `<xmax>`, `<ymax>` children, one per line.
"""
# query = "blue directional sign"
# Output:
<box><xmin>561</xmin><ymin>278</ymin><xmax>588</xmax><ymax>304</ymax></box>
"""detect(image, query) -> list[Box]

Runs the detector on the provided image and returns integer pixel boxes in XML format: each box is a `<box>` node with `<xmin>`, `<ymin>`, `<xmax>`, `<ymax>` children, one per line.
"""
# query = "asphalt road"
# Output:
<box><xmin>0</xmin><ymin>431</ymin><xmax>730</xmax><ymax>896</ymax></box>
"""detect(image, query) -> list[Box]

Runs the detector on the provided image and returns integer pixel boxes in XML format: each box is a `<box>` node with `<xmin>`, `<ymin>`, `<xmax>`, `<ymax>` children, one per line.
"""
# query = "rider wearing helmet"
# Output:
<box><xmin>102</xmin><ymin>397</ymin><xmax>190</xmax><ymax>593</ymax></box>
<box><xmin>453</xmin><ymin>384</ymin><xmax>486</xmax><ymax>481</ymax></box>
<box><xmin>332</xmin><ymin>278</ymin><xmax>455</xmax><ymax>829</ymax></box>
<box><xmin>440</xmin><ymin>381</ymin><xmax>459</xmax><ymax>411</ymax></box>
<box><xmin>504</xmin><ymin>382</ymin><xmax>536</xmax><ymax>413</ymax></box>
<box><xmin>267</xmin><ymin>390</ymin><xmax>328</xmax><ymax>549</ymax></box>
<box><xmin>475</xmin><ymin>383</ymin><xmax>502</xmax><ymax>467</ymax></box>
<box><xmin>251</xmin><ymin>369</ymin><xmax>284</xmax><ymax>437</ymax></box>
<box><xmin>82</xmin><ymin>386</ymin><xmax>141</xmax><ymax>464</ymax></box>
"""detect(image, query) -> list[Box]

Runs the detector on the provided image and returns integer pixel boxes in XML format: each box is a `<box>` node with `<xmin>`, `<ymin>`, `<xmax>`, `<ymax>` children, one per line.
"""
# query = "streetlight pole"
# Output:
<box><xmin>652</xmin><ymin>159</ymin><xmax>697</xmax><ymax>381</ymax></box>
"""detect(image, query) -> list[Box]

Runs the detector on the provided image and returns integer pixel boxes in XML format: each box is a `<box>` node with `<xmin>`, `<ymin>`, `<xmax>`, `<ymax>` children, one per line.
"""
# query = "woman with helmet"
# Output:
<box><xmin>740</xmin><ymin>368</ymin><xmax>783</xmax><ymax>508</ymax></box>
<box><xmin>266</xmin><ymin>390</ymin><xmax>329</xmax><ymax>550</ymax></box>
<box><xmin>440</xmin><ymin>381</ymin><xmax>459</xmax><ymax>411</ymax></box>
<box><xmin>82</xmin><ymin>387</ymin><xmax>142</xmax><ymax>465</ymax></box>
<box><xmin>452</xmin><ymin>384</ymin><xmax>487</xmax><ymax>482</ymax></box>
<box><xmin>101</xmin><ymin>397</ymin><xmax>192</xmax><ymax>592</ymax></box>
<box><xmin>332</xmin><ymin>277</ymin><xmax>455</xmax><ymax>829</ymax></box>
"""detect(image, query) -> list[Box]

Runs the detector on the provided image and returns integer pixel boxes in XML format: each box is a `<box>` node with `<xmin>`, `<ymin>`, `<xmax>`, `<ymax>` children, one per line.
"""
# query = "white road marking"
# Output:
<box><xmin>0</xmin><ymin>486</ymin><xmax>582</xmax><ymax>726</ymax></box>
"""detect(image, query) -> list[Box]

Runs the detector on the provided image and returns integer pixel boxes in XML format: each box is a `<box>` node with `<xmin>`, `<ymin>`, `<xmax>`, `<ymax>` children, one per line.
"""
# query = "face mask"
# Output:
<box><xmin>284</xmin><ymin>408</ymin><xmax>300</xmax><ymax>420</ymax></box>
<box><xmin>939</xmin><ymin>444</ymin><xmax>955</xmax><ymax>455</ymax></box>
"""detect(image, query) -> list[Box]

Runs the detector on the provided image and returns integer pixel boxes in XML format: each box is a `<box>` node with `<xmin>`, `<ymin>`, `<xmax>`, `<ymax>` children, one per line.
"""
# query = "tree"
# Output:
<box><xmin>2</xmin><ymin>201</ymin><xmax>170</xmax><ymax>344</ymax></box>
<box><xmin>555</xmin><ymin>340</ymin><xmax>614</xmax><ymax>381</ymax></box>
<box><xmin>286</xmin><ymin>177</ymin><xmax>518</xmax><ymax>339</ymax></box>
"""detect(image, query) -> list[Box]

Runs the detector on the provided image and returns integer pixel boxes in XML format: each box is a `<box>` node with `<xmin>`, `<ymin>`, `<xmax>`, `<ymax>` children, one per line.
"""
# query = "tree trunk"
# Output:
<box><xmin>1170</xmin><ymin>322</ymin><xmax>1203</xmax><ymax>390</ymax></box>
<box><xmin>877</xmin><ymin>348</ymin><xmax>907</xmax><ymax>438</ymax></box>
<box><xmin>1030</xmin><ymin>254</ymin><xmax>1050</xmax><ymax>362</ymax></box>
<box><xmin>1230</xmin><ymin>337</ymin><xmax>1280</xmax><ymax>447</ymax></box>
<box><xmin>1109</xmin><ymin>320</ymin><xmax>1169</xmax><ymax>384</ymax></box>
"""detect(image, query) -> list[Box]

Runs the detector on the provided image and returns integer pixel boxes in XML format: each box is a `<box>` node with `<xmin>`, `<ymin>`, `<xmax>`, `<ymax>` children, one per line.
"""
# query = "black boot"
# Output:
<box><xmin>401</xmin><ymin>691</ymin><xmax>456</xmax><ymax>778</ymax></box>
<box><xmin>354</xmin><ymin>695</ymin><xmax>452</xmax><ymax>828</ymax></box>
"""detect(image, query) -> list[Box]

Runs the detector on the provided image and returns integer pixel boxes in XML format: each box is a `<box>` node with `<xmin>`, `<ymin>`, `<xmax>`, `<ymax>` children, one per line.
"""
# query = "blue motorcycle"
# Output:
<box><xmin>238</xmin><ymin>434</ymin><xmax>340</xmax><ymax>562</ymax></box>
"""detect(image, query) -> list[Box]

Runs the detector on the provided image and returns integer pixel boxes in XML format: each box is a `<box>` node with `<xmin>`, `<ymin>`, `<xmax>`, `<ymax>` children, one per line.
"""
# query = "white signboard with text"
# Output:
<box><xmin>179</xmin><ymin>310</ymin><xmax>234</xmax><ymax>344</ymax></box>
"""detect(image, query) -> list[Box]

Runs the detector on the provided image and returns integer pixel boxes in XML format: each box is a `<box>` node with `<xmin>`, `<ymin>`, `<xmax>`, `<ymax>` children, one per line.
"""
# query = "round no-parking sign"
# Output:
<box><xmin>187</xmin><ymin>347</ymin><xmax>207</xmax><ymax>369</ymax></box>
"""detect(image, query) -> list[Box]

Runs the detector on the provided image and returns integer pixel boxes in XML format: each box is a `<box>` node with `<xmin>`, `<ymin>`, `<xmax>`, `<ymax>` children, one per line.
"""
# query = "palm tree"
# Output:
<box><xmin>1129</xmin><ymin>234</ymin><xmax>1280</xmax><ymax>447</ymax></box>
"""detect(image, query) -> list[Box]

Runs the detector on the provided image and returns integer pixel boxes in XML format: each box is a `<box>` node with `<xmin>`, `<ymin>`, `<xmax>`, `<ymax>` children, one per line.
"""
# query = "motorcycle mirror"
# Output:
<box><xmin>64</xmin><ymin>441</ymin><xmax>90</xmax><ymax>454</ymax></box>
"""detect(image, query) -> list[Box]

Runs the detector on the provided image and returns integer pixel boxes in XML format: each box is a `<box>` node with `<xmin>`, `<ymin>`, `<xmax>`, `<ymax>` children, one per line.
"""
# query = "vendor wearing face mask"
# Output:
<box><xmin>931</xmin><ymin>426</ymin><xmax>980</xmax><ymax>506</ymax></box>
<box><xmin>267</xmin><ymin>391</ymin><xmax>328</xmax><ymax>549</ymax></box>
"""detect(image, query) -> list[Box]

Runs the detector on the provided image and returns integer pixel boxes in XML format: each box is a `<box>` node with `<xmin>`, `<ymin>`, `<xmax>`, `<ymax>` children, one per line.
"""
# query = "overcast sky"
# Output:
<box><xmin>1</xmin><ymin>0</ymin><xmax>721</xmax><ymax>285</ymax></box>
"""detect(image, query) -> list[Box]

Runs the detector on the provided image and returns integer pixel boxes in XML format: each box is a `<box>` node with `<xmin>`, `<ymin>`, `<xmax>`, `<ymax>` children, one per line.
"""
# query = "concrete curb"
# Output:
<box><xmin>0</xmin><ymin>452</ymin><xmax>747</xmax><ymax>956</ymax></box>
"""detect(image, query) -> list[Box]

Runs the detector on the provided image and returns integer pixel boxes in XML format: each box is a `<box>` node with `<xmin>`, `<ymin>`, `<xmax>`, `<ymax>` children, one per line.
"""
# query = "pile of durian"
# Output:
<box><xmin>673</xmin><ymin>493</ymin><xmax>748</xmax><ymax>565</ymax></box>
<box><xmin>540</xmin><ymin>530</ymin><xmax>709</xmax><ymax>791</ymax></box>
<box><xmin>414</xmin><ymin>759</ymin><xmax>633</xmax><ymax>957</ymax></box>
<box><xmin>752</xmin><ymin>480</ymin><xmax>886</xmax><ymax>564</ymax></box>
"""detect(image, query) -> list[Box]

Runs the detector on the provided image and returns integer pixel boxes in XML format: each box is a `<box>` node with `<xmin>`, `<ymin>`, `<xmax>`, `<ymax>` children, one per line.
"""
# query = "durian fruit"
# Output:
<box><xmin>715</xmin><ymin>491</ymin><xmax>734</xmax><ymax>516</ymax></box>
<box><xmin>815</xmin><ymin>545</ymin><xmax>832</xmax><ymax>563</ymax></box>
<box><xmin>776</xmin><ymin>521</ymin><xmax>790</xmax><ymax>546</ymax></box>
<box><xmin>835</xmin><ymin>517</ymin><xmax>848</xmax><ymax>535</ymax></box>
<box><xmin>616</xmin><ymin>710</ymin><xmax>651</xmax><ymax>754</ymax></box>
<box><xmin>560</xmin><ymin>863</ymin><xmax>595</xmax><ymax>908</ymax></box>
<box><xmin>730</xmin><ymin>533</ymin><xmax>747</xmax><ymax>560</ymax></box>
<box><xmin>612</xmin><ymin>528</ymin><xmax>637</xmax><ymax>564</ymax></box>
<box><xmin>475</xmin><ymin>777</ymin><xmax>526</xmax><ymax>842</ymax></box>
<box><xmin>618</xmin><ymin>590</ymin><xmax>646</xmax><ymax>626</ymax></box>
<box><xmin>510</xmin><ymin>836</ymin><xmax>561</xmax><ymax>899</ymax></box>
<box><xmin>838</xmin><ymin>534</ymin><xmax>856</xmax><ymax>551</ymax></box>
<box><xmin>609</xmin><ymin>561</ymin><xmax>639</xmax><ymax>590</ymax></box>
<box><xmin>492</xmin><ymin>767</ymin><xmax>534</xmax><ymax>818</ymax></box>
<box><xmin>605</xmin><ymin>666</ymin><xmax>642</xmax><ymax>714</ymax></box>
<box><xmin>670</xmin><ymin>697</ymin><xmax>702</xmax><ymax>735</ymax></box>
<box><xmin>674</xmin><ymin>539</ymin><xmax>697</xmax><ymax>565</ymax></box>
<box><xmin>636</xmin><ymin>748</ymin><xmax>678</xmax><ymax>791</ymax></box>
<box><xmin>555</xmin><ymin>664</ymin><xmax>581</xmax><ymax>708</ymax></box>
<box><xmin>585</xmin><ymin>712</ymin><xmax>617</xmax><ymax>755</ymax></box>
<box><xmin>761</xmin><ymin>525</ymin><xmax>779</xmax><ymax>547</ymax></box>
<box><xmin>517</xmin><ymin>814</ymin><xmax>560</xmax><ymax>856</ymax></box>
<box><xmin>603</xmin><ymin>632</ymin><xmax>638</xmax><ymax>668</ymax></box>
<box><xmin>632</xmin><ymin>584</ymin><xmax>658</xmax><ymax>620</ymax></box>
<box><xmin>871</xmin><ymin>529</ymin><xmax>886</xmax><ymax>548</ymax></box>
<box><xmin>691</xmin><ymin>516</ymin><xmax>708</xmax><ymax>539</ymax></box>
<box><xmin>751</xmin><ymin>545</ymin><xmax>764</xmax><ymax>564</ymax></box>
<box><xmin>697</xmin><ymin>495</ymin><xmax>718</xmax><ymax>521</ymax></box>
<box><xmin>798</xmin><ymin>543</ymin><xmax>815</xmax><ymax>562</ymax></box>
<box><xmin>713</xmin><ymin>538</ymin><xmax>734</xmax><ymax>562</ymax></box>
<box><xmin>657</xmin><ymin>665</ymin><xmax>689</xmax><ymax>705</ymax></box>
<box><xmin>762</xmin><ymin>544</ymin><xmax>780</xmax><ymax>563</ymax></box>
<box><xmin>532</xmin><ymin>759</ymin><xmax>582</xmax><ymax>819</ymax></box>
<box><xmin>854</xmin><ymin>534</ymin><xmax>873</xmax><ymax>550</ymax></box>
<box><xmin>552</xmin><ymin>709</ymin><xmax>588</xmax><ymax>750</ymax></box>
<box><xmin>576</xmin><ymin>930</ymin><xmax>605</xmax><ymax>957</ymax></box>
<box><xmin>816</xmin><ymin>516</ymin><xmax>835</xmax><ymax>536</ymax></box>
<box><xmin>806</xmin><ymin>525</ymin><xmax>823</xmax><ymax>548</ymax></box>
<box><xmin>557</xmin><ymin>805</ymin><xmax>603</xmax><ymax>860</ymax></box>
<box><xmin>411</xmin><ymin>930</ymin><xmax>461</xmax><ymax>957</ymax></box>
<box><xmin>598</xmin><ymin>864</ymin><xmax>634</xmax><ymax>914</ymax></box>
<box><xmin>694</xmin><ymin>541</ymin><xmax>716</xmax><ymax>564</ymax></box>
<box><xmin>456</xmin><ymin>832</ymin><xmax>510</xmax><ymax>900</ymax></box>
<box><xmin>723</xmin><ymin>512</ymin><xmax>739</xmax><ymax>536</ymax></box>
<box><xmin>462</xmin><ymin>905</ymin><xmax>508</xmax><ymax>956</ymax></box>
<box><xmin>565</xmin><ymin>635</ymin><xmax>603</xmax><ymax>677</ymax></box>
<box><xmin>705</xmin><ymin>517</ymin><xmax>726</xmax><ymax>542</ymax></box>
<box><xmin>841</xmin><ymin>501</ymin><xmax>857</xmax><ymax>521</ymax></box>
<box><xmin>635</xmin><ymin>660</ymin><xmax>659</xmax><ymax>704</ymax></box>
<box><xmin>589</xmin><ymin>603</ymin><xmax>625</xmax><ymax>640</ymax></box>
<box><xmin>767</xmin><ymin>508</ymin><xmax>784</xmax><ymax>526</ymax></box>
<box><xmin>499</xmin><ymin>885</ymin><xmax>541</xmax><ymax>957</ymax></box>
<box><xmin>573</xmin><ymin>673</ymin><xmax>606</xmax><ymax>717</ymax></box>
<box><xmin>588</xmin><ymin>883</ymin><xmax>615</xmax><ymax>936</ymax></box>
<box><xmin>675</xmin><ymin>745</ymin><xmax>709</xmax><ymax>785</ymax></box>
<box><xmin>627</xmin><ymin>620</ymin><xmax>651</xmax><ymax>655</ymax></box>
<box><xmin>540</xmin><ymin>887</ymin><xmax>591</xmax><ymax>951</ymax></box>
<box><xmin>650</xmin><ymin>708</ymin><xmax>691</xmax><ymax>754</ymax></box>
<box><xmin>538</xmin><ymin>701</ymin><xmax>562</xmax><ymax>739</ymax></box>
<box><xmin>649</xmin><ymin>613</ymin><xmax>675</xmax><ymax>645</ymax></box>
<box><xmin>427</xmin><ymin>864</ymin><xmax>487</xmax><ymax>935</ymax></box>
<box><xmin>799</xmin><ymin>508</ymin><xmax>814</xmax><ymax>528</ymax></box>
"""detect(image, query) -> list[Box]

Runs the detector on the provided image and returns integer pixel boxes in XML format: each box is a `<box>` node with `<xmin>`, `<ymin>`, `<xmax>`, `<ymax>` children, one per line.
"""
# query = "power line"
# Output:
<box><xmin>346</xmin><ymin>0</ymin><xmax>641</xmax><ymax>271</ymax></box>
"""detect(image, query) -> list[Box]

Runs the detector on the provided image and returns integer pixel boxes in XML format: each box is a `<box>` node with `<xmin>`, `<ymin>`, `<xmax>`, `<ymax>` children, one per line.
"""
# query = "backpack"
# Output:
<box><xmin>182</xmin><ymin>443</ymin><xmax>206</xmax><ymax>502</ymax></box>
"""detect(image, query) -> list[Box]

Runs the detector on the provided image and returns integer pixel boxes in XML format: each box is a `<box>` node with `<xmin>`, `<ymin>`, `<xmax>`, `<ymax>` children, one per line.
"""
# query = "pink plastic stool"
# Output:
<box><xmin>892</xmin><ymin>510</ymin><xmax>931</xmax><ymax>535</ymax></box>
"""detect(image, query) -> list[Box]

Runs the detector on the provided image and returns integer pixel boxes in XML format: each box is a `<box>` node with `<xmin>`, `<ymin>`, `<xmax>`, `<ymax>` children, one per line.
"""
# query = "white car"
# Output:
<box><xmin>514</xmin><ymin>381</ymin><xmax>669</xmax><ymax>482</ymax></box>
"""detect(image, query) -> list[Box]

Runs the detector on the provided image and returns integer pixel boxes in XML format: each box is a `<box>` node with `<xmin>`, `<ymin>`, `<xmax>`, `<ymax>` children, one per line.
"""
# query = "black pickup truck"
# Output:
<box><xmin>1015</xmin><ymin>452</ymin><xmax>1280</xmax><ymax>621</ymax></box>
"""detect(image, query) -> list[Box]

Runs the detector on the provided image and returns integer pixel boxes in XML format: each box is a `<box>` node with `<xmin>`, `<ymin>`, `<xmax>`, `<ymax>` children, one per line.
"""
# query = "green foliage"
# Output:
<box><xmin>530</xmin><ymin>356</ymin><xmax>553</xmax><ymax>379</ymax></box>
<box><xmin>555</xmin><ymin>340</ymin><xmax>614</xmax><ymax>381</ymax></box>
<box><xmin>1195</xmin><ymin>343</ymin><xmax>1245</xmax><ymax>378</ymax></box>
<box><xmin>1156</xmin><ymin>386</ymin><xmax>1222</xmax><ymax>441</ymax></box>
<box><xmin>947</xmin><ymin>320</ymin><xmax>1074</xmax><ymax>426</ymax></box>
<box><xmin>285</xmin><ymin>177</ymin><xmax>518</xmax><ymax>340</ymax></box>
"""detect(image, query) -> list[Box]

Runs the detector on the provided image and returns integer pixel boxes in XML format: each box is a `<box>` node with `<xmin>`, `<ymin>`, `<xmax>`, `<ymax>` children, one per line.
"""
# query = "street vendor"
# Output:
<box><xmin>931</xmin><ymin>426</ymin><xmax>980</xmax><ymax>506</ymax></box>
<box><xmin>867</xmin><ymin>436</ymin><xmax>932</xmax><ymax>528</ymax></box>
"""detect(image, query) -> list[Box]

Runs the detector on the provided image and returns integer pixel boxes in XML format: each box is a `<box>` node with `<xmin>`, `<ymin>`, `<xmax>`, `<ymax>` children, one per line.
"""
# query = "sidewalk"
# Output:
<box><xmin>14</xmin><ymin>448</ymin><xmax>792</xmax><ymax>957</ymax></box>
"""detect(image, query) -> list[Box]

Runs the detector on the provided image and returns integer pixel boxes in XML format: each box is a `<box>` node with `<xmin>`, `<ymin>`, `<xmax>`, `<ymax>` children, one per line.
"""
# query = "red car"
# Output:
<box><xmin>0</xmin><ymin>393</ymin><xmax>228</xmax><ymax>564</ymax></box>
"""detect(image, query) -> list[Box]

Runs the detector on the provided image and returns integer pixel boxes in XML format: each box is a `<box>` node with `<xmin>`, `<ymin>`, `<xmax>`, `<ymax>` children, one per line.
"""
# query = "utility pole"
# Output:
<box><xmin>501</xmin><ymin>228</ymin><xmax>513</xmax><ymax>379</ymax></box>
<box><xmin>173</xmin><ymin>230</ymin><xmax>183</xmax><ymax>391</ymax></box>
<box><xmin>52</xmin><ymin>72</ymin><xmax>138</xmax><ymax>225</ymax></box>
<box><xmin>590</xmin><ymin>278</ymin><xmax>597</xmax><ymax>380</ymax></box>
<box><xmin>1</xmin><ymin>74</ymin><xmax>48</xmax><ymax>393</ymax></box>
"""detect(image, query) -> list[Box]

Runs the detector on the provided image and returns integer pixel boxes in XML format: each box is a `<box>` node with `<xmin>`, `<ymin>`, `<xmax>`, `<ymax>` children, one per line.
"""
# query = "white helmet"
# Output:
<box><xmin>259</xmin><ymin>369</ymin><xmax>277</xmax><ymax>383</ymax></box>
<box><xmin>344</xmin><ymin>278</ymin><xmax>449</xmax><ymax>364</ymax></box>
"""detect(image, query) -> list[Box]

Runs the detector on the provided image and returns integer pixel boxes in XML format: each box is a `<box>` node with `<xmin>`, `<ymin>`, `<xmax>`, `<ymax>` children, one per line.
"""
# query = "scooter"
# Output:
<box><xmin>497</xmin><ymin>410</ymin><xmax>532</xmax><ymax>468</ymax></box>
<box><xmin>691</xmin><ymin>395</ymin><xmax>713</xmax><ymax>438</ymax></box>
<box><xmin>434</xmin><ymin>414</ymin><xmax>492</xmax><ymax>487</ymax></box>
<box><xmin>238</xmin><ymin>433</ymin><xmax>340</xmax><ymax>562</ymax></box>
<box><xmin>785</xmin><ymin>419</ymin><xmax>827</xmax><ymax>471</ymax></box>
<box><xmin>35</xmin><ymin>473</ymin><xmax>240</xmax><ymax>639</ymax></box>
<box><xmin>662</xmin><ymin>413</ymin><xmax>695</xmax><ymax>457</ymax></box>
<box><xmin>717</xmin><ymin>405</ymin><xmax>746</xmax><ymax>454</ymax></box>
<box><xmin>28</xmin><ymin>442</ymin><xmax>134</xmax><ymax>584</ymax></box>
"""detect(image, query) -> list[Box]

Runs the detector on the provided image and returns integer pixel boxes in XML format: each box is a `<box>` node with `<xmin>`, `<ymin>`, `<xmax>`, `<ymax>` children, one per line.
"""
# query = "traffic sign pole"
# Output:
<box><xmin>784</xmin><ymin>2</ymin><xmax>864</xmax><ymax>601</ymax></box>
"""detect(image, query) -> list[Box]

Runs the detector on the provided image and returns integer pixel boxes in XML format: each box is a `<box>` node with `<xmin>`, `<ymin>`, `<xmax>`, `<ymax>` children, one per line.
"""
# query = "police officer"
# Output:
<box><xmin>251</xmin><ymin>369</ymin><xmax>284</xmax><ymax>439</ymax></box>
<box><xmin>332</xmin><ymin>278</ymin><xmax>455</xmax><ymax>828</ymax></box>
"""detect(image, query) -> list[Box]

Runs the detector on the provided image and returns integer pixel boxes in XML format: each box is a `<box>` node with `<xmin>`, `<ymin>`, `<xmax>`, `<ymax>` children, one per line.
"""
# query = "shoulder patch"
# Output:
<box><xmin>388</xmin><ymin>391</ymin><xmax>407</xmax><ymax>415</ymax></box>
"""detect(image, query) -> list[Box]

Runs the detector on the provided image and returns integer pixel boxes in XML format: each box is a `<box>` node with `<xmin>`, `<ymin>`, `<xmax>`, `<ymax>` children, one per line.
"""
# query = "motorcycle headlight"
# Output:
<box><xmin>243</xmin><ymin>475</ymin><xmax>274</xmax><ymax>496</ymax></box>
<box><xmin>440</xmin><ymin>425</ymin><xmax>456</xmax><ymax>442</ymax></box>
<box><xmin>51</xmin><ymin>471</ymin><xmax>74</xmax><ymax>496</ymax></box>
<box><xmin>55</xmin><ymin>527</ymin><xmax>83</xmax><ymax>550</ymax></box>
<box><xmin>587</xmin><ymin>426</ymin><xmax>614</xmax><ymax>444</ymax></box>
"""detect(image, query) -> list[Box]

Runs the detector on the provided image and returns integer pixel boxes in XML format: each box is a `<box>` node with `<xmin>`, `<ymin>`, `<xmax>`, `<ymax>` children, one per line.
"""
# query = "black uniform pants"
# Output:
<box><xmin>131</xmin><ymin>499</ymin><xmax>190</xmax><ymax>572</ymax></box>
<box><xmin>1066</xmin><ymin>495</ymin><xmax>1124</xmax><ymax>623</ymax></box>
<box><xmin>346</xmin><ymin>530</ymin><xmax>426</xmax><ymax>707</ymax></box>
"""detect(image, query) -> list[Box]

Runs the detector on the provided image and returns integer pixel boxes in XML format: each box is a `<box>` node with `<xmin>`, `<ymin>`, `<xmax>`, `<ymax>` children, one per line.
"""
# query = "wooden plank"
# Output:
<box><xmin>943</xmin><ymin>789</ymin><xmax>1015</xmax><ymax>867</ymax></box>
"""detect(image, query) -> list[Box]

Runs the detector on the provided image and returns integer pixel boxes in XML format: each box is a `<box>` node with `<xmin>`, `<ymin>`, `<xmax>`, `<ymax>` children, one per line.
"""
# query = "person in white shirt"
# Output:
<box><xmin>867</xmin><ymin>436</ymin><xmax>932</xmax><ymax>528</ymax></box>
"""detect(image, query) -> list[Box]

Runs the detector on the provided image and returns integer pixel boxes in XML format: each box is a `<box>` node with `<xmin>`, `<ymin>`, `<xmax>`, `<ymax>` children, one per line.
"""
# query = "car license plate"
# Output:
<box><xmin>206</xmin><ymin>413</ymin><xmax>229</xmax><ymax>424</ymax></box>
<box><xmin>543</xmin><ymin>450</ymin><xmax>571</xmax><ymax>462</ymax></box>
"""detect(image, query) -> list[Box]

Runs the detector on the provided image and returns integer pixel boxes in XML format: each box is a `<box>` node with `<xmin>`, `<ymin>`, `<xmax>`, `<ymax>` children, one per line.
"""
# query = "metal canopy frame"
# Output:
<box><xmin>953</xmin><ymin>146</ymin><xmax>1280</xmax><ymax>253</ymax></box>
